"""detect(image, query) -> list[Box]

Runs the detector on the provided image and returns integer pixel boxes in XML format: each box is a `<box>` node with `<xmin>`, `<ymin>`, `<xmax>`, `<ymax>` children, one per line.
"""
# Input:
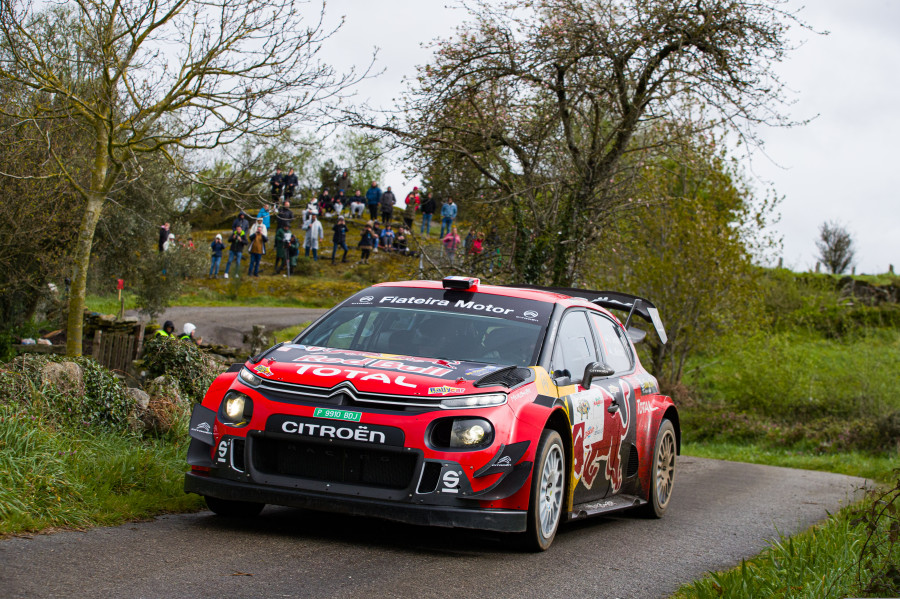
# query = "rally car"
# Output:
<box><xmin>185</xmin><ymin>277</ymin><xmax>679</xmax><ymax>550</ymax></box>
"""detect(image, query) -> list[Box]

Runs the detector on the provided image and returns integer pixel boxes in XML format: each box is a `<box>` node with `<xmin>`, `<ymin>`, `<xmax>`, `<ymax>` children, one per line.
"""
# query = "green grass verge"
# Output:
<box><xmin>672</xmin><ymin>476</ymin><xmax>900</xmax><ymax>599</ymax></box>
<box><xmin>0</xmin><ymin>404</ymin><xmax>203</xmax><ymax>535</ymax></box>
<box><xmin>683</xmin><ymin>441</ymin><xmax>897</xmax><ymax>483</ymax></box>
<box><xmin>269</xmin><ymin>322</ymin><xmax>312</xmax><ymax>344</ymax></box>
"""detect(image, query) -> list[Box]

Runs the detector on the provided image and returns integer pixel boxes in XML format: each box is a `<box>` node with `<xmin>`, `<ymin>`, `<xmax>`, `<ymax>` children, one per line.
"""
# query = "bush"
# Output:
<box><xmin>140</xmin><ymin>336</ymin><xmax>219</xmax><ymax>404</ymax></box>
<box><xmin>0</xmin><ymin>354</ymin><xmax>134</xmax><ymax>433</ymax></box>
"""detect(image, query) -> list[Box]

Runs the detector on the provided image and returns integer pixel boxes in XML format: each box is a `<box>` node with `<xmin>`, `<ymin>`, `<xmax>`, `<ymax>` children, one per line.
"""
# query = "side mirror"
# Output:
<box><xmin>627</xmin><ymin>327</ymin><xmax>647</xmax><ymax>344</ymax></box>
<box><xmin>582</xmin><ymin>361</ymin><xmax>615</xmax><ymax>389</ymax></box>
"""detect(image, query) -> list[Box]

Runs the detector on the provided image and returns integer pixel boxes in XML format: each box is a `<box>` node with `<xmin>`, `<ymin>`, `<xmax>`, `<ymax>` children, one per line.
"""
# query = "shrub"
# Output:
<box><xmin>140</xmin><ymin>336</ymin><xmax>219</xmax><ymax>403</ymax></box>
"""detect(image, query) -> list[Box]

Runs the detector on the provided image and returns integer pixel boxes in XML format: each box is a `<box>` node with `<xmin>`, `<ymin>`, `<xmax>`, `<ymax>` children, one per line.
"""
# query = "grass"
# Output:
<box><xmin>672</xmin><ymin>474</ymin><xmax>900</xmax><ymax>599</ymax></box>
<box><xmin>269</xmin><ymin>321</ymin><xmax>312</xmax><ymax>344</ymax></box>
<box><xmin>683</xmin><ymin>441</ymin><xmax>896</xmax><ymax>484</ymax></box>
<box><xmin>0</xmin><ymin>403</ymin><xmax>203</xmax><ymax>535</ymax></box>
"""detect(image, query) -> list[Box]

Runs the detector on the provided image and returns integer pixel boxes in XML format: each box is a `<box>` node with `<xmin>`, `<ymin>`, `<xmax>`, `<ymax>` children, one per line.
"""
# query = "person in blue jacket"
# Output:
<box><xmin>209</xmin><ymin>234</ymin><xmax>225</xmax><ymax>278</ymax></box>
<box><xmin>365</xmin><ymin>181</ymin><xmax>382</xmax><ymax>221</ymax></box>
<box><xmin>440</xmin><ymin>197</ymin><xmax>458</xmax><ymax>238</ymax></box>
<box><xmin>257</xmin><ymin>205</ymin><xmax>271</xmax><ymax>229</ymax></box>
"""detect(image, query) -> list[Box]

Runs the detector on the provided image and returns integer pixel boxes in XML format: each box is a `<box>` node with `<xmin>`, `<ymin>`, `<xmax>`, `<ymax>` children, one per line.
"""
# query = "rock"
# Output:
<box><xmin>145</xmin><ymin>374</ymin><xmax>183</xmax><ymax>406</ymax></box>
<box><xmin>127</xmin><ymin>388</ymin><xmax>151</xmax><ymax>410</ymax></box>
<box><xmin>40</xmin><ymin>361</ymin><xmax>84</xmax><ymax>394</ymax></box>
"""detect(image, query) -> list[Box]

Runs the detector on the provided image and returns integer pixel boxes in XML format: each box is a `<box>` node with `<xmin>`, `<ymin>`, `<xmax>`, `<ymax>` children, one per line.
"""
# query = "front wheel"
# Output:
<box><xmin>639</xmin><ymin>418</ymin><xmax>676</xmax><ymax>518</ymax></box>
<box><xmin>205</xmin><ymin>495</ymin><xmax>265</xmax><ymax>518</ymax></box>
<box><xmin>520</xmin><ymin>429</ymin><xmax>565</xmax><ymax>551</ymax></box>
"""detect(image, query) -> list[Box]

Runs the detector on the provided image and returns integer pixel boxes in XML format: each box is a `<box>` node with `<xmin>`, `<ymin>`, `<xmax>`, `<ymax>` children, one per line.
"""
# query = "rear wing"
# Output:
<box><xmin>502</xmin><ymin>285</ymin><xmax>667</xmax><ymax>344</ymax></box>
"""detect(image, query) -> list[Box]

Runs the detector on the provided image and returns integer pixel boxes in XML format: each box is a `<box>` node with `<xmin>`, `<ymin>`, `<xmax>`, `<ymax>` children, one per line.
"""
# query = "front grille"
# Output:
<box><xmin>252</xmin><ymin>436</ymin><xmax>417</xmax><ymax>489</ymax></box>
<box><xmin>255</xmin><ymin>380</ymin><xmax>439</xmax><ymax>412</ymax></box>
<box><xmin>232</xmin><ymin>438</ymin><xmax>246</xmax><ymax>472</ymax></box>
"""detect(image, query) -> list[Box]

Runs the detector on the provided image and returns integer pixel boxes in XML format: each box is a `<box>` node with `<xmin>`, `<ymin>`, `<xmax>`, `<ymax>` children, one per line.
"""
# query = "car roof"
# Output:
<box><xmin>372</xmin><ymin>280</ymin><xmax>602</xmax><ymax>310</ymax></box>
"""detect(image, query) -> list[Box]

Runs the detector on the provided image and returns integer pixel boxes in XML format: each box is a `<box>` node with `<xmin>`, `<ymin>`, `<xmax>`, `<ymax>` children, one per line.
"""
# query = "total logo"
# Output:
<box><xmin>637</xmin><ymin>401</ymin><xmax>660</xmax><ymax>415</ymax></box>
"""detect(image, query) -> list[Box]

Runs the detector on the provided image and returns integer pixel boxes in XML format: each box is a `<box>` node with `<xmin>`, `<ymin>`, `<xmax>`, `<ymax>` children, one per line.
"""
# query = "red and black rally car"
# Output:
<box><xmin>185</xmin><ymin>277</ymin><xmax>679</xmax><ymax>550</ymax></box>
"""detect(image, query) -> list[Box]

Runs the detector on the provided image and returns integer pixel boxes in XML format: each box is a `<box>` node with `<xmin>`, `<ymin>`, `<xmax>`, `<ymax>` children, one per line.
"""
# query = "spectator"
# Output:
<box><xmin>440</xmin><ymin>197</ymin><xmax>458</xmax><ymax>238</ymax></box>
<box><xmin>303</xmin><ymin>211</ymin><xmax>324</xmax><ymax>261</ymax></box>
<box><xmin>155</xmin><ymin>320</ymin><xmax>175</xmax><ymax>337</ymax></box>
<box><xmin>179</xmin><ymin>323</ymin><xmax>202</xmax><ymax>345</ymax></box>
<box><xmin>395</xmin><ymin>226</ymin><xmax>409</xmax><ymax>254</ymax></box>
<box><xmin>232</xmin><ymin>211</ymin><xmax>250</xmax><ymax>233</ymax></box>
<box><xmin>402</xmin><ymin>192</ymin><xmax>417</xmax><ymax>230</ymax></box>
<box><xmin>336</xmin><ymin>169</ymin><xmax>351</xmax><ymax>194</ymax></box>
<box><xmin>380</xmin><ymin>224</ymin><xmax>395</xmax><ymax>251</ymax></box>
<box><xmin>464</xmin><ymin>229</ymin><xmax>475</xmax><ymax>254</ymax></box>
<box><xmin>420</xmin><ymin>193</ymin><xmax>436</xmax><ymax>235</ymax></box>
<box><xmin>257</xmin><ymin>204</ymin><xmax>271</xmax><ymax>229</ymax></box>
<box><xmin>442</xmin><ymin>226</ymin><xmax>460</xmax><ymax>265</ymax></box>
<box><xmin>283</xmin><ymin>168</ymin><xmax>298</xmax><ymax>202</ymax></box>
<box><xmin>223</xmin><ymin>226</ymin><xmax>247</xmax><ymax>278</ymax></box>
<box><xmin>404</xmin><ymin>187</ymin><xmax>421</xmax><ymax>211</ymax></box>
<box><xmin>380</xmin><ymin>186</ymin><xmax>396</xmax><ymax>224</ymax></box>
<box><xmin>358</xmin><ymin>223</ymin><xmax>375</xmax><ymax>264</ymax></box>
<box><xmin>349</xmin><ymin>190</ymin><xmax>365</xmax><ymax>218</ymax></box>
<box><xmin>287</xmin><ymin>232</ymin><xmax>300</xmax><ymax>274</ymax></box>
<box><xmin>162</xmin><ymin>232</ymin><xmax>176</xmax><ymax>251</ymax></box>
<box><xmin>318</xmin><ymin>189</ymin><xmax>333</xmax><ymax>215</ymax></box>
<box><xmin>486</xmin><ymin>225</ymin><xmax>501</xmax><ymax>272</ymax></box>
<box><xmin>276</xmin><ymin>201</ymin><xmax>294</xmax><ymax>230</ymax></box>
<box><xmin>334</xmin><ymin>191</ymin><xmax>346</xmax><ymax>217</ymax></box>
<box><xmin>247</xmin><ymin>218</ymin><xmax>267</xmax><ymax>277</ymax></box>
<box><xmin>331</xmin><ymin>216</ymin><xmax>349</xmax><ymax>263</ymax></box>
<box><xmin>274</xmin><ymin>225</ymin><xmax>289</xmax><ymax>273</ymax></box>
<box><xmin>301</xmin><ymin>200</ymin><xmax>318</xmax><ymax>230</ymax></box>
<box><xmin>372</xmin><ymin>221</ymin><xmax>382</xmax><ymax>253</ymax></box>
<box><xmin>366</xmin><ymin>181</ymin><xmax>382</xmax><ymax>220</ymax></box>
<box><xmin>157</xmin><ymin>222</ymin><xmax>170</xmax><ymax>252</ymax></box>
<box><xmin>269</xmin><ymin>168</ymin><xmax>284</xmax><ymax>204</ymax></box>
<box><xmin>209</xmin><ymin>233</ymin><xmax>225</xmax><ymax>278</ymax></box>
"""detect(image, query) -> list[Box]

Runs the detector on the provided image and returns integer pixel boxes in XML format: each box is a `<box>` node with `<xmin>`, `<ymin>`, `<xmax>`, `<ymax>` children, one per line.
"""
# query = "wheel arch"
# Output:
<box><xmin>663</xmin><ymin>405</ymin><xmax>681</xmax><ymax>455</ymax></box>
<box><xmin>543</xmin><ymin>407</ymin><xmax>574</xmax><ymax>512</ymax></box>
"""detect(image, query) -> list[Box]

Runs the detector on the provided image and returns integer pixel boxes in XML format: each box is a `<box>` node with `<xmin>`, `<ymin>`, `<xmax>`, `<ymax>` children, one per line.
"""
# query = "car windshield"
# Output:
<box><xmin>297</xmin><ymin>287</ymin><xmax>551</xmax><ymax>366</ymax></box>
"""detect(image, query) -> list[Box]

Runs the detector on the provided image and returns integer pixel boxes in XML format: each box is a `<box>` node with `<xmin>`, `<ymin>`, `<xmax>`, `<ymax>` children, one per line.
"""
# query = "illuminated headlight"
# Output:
<box><xmin>440</xmin><ymin>393</ymin><xmax>507</xmax><ymax>409</ymax></box>
<box><xmin>429</xmin><ymin>417</ymin><xmax>494</xmax><ymax>450</ymax></box>
<box><xmin>219</xmin><ymin>390</ymin><xmax>253</xmax><ymax>427</ymax></box>
<box><xmin>239</xmin><ymin>368</ymin><xmax>261</xmax><ymax>387</ymax></box>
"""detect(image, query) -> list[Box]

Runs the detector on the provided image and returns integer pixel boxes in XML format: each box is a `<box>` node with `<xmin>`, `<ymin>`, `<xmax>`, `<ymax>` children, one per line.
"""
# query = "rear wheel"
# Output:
<box><xmin>205</xmin><ymin>496</ymin><xmax>265</xmax><ymax>518</ymax></box>
<box><xmin>639</xmin><ymin>419</ymin><xmax>676</xmax><ymax>518</ymax></box>
<box><xmin>520</xmin><ymin>430</ymin><xmax>565</xmax><ymax>551</ymax></box>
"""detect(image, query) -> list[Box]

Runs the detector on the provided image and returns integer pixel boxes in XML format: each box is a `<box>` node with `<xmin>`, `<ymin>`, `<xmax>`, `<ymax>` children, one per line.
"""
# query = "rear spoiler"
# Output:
<box><xmin>502</xmin><ymin>285</ymin><xmax>667</xmax><ymax>345</ymax></box>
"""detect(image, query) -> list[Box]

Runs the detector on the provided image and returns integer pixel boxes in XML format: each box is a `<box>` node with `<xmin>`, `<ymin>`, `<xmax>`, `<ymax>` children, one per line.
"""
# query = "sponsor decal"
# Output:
<box><xmin>254</xmin><ymin>365</ymin><xmax>273</xmax><ymax>377</ymax></box>
<box><xmin>191</xmin><ymin>421</ymin><xmax>211</xmax><ymax>435</ymax></box>
<box><xmin>378</xmin><ymin>295</ymin><xmax>516</xmax><ymax>315</ymax></box>
<box><xmin>294</xmin><ymin>364</ymin><xmax>417</xmax><ymax>388</ymax></box>
<box><xmin>576</xmin><ymin>399</ymin><xmax>590</xmax><ymax>419</ymax></box>
<box><xmin>523</xmin><ymin>310</ymin><xmax>539</xmax><ymax>319</ymax></box>
<box><xmin>358</xmin><ymin>296</ymin><xmax>374</xmax><ymax>303</ymax></box>
<box><xmin>216</xmin><ymin>440</ymin><xmax>228</xmax><ymax>463</ymax></box>
<box><xmin>294</xmin><ymin>354</ymin><xmax>453</xmax><ymax>377</ymax></box>
<box><xmin>495</xmin><ymin>456</ymin><xmax>513</xmax><ymax>468</ymax></box>
<box><xmin>465</xmin><ymin>365</ymin><xmax>502</xmax><ymax>377</ymax></box>
<box><xmin>275</xmin><ymin>346</ymin><xmax>293</xmax><ymax>352</ymax></box>
<box><xmin>313</xmin><ymin>408</ymin><xmax>362</xmax><ymax>422</ymax></box>
<box><xmin>428</xmin><ymin>385</ymin><xmax>465</xmax><ymax>395</ymax></box>
<box><xmin>441</xmin><ymin>470</ymin><xmax>461</xmax><ymax>493</ymax></box>
<box><xmin>597</xmin><ymin>500</ymin><xmax>614</xmax><ymax>509</ymax></box>
<box><xmin>267</xmin><ymin>415</ymin><xmax>404</xmax><ymax>445</ymax></box>
<box><xmin>510</xmin><ymin>387</ymin><xmax>531</xmax><ymax>402</ymax></box>
<box><xmin>637</xmin><ymin>401</ymin><xmax>659</xmax><ymax>415</ymax></box>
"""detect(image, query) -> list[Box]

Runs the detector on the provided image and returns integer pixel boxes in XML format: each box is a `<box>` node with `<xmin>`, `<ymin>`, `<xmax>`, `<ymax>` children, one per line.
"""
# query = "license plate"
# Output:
<box><xmin>313</xmin><ymin>408</ymin><xmax>362</xmax><ymax>422</ymax></box>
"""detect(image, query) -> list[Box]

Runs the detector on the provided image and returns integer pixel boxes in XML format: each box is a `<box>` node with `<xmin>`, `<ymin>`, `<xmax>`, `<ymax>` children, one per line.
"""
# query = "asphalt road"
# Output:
<box><xmin>0</xmin><ymin>457</ymin><xmax>868</xmax><ymax>599</ymax></box>
<box><xmin>128</xmin><ymin>307</ymin><xmax>329</xmax><ymax>348</ymax></box>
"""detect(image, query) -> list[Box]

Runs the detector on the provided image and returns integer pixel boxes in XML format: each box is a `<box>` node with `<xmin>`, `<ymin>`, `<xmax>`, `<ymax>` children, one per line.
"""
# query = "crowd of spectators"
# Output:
<box><xmin>166</xmin><ymin>168</ymin><xmax>478</xmax><ymax>279</ymax></box>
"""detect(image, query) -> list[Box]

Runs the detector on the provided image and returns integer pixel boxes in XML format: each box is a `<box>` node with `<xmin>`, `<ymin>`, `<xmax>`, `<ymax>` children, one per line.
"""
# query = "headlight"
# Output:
<box><xmin>429</xmin><ymin>417</ymin><xmax>494</xmax><ymax>450</ymax></box>
<box><xmin>440</xmin><ymin>393</ymin><xmax>507</xmax><ymax>409</ymax></box>
<box><xmin>219</xmin><ymin>390</ymin><xmax>253</xmax><ymax>427</ymax></box>
<box><xmin>239</xmin><ymin>368</ymin><xmax>261</xmax><ymax>387</ymax></box>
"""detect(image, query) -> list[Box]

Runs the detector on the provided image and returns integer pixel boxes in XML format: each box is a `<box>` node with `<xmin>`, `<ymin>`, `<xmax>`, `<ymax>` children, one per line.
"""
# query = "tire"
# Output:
<box><xmin>205</xmin><ymin>495</ymin><xmax>265</xmax><ymax>518</ymax></box>
<box><xmin>520</xmin><ymin>429</ymin><xmax>566</xmax><ymax>551</ymax></box>
<box><xmin>639</xmin><ymin>418</ymin><xmax>676</xmax><ymax>518</ymax></box>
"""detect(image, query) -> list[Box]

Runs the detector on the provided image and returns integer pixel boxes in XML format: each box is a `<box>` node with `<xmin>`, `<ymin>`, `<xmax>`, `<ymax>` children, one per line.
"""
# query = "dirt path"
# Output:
<box><xmin>127</xmin><ymin>306</ymin><xmax>329</xmax><ymax>347</ymax></box>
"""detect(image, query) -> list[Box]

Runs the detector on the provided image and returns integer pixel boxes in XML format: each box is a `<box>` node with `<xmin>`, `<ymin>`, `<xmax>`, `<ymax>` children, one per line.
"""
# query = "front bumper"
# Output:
<box><xmin>185</xmin><ymin>471</ymin><xmax>527</xmax><ymax>532</ymax></box>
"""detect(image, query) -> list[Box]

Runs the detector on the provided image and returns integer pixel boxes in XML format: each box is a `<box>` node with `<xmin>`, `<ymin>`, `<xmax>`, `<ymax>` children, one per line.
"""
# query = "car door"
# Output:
<box><xmin>549</xmin><ymin>309</ymin><xmax>616</xmax><ymax>503</ymax></box>
<box><xmin>588</xmin><ymin>312</ymin><xmax>638</xmax><ymax>498</ymax></box>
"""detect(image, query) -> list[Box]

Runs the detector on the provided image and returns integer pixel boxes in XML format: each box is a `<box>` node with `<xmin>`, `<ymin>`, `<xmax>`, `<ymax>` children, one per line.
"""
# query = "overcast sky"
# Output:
<box><xmin>322</xmin><ymin>0</ymin><xmax>898</xmax><ymax>274</ymax></box>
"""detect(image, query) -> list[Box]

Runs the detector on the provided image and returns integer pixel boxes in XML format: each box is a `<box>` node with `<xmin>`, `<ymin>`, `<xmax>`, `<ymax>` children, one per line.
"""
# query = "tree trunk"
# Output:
<box><xmin>66</xmin><ymin>126</ymin><xmax>110</xmax><ymax>356</ymax></box>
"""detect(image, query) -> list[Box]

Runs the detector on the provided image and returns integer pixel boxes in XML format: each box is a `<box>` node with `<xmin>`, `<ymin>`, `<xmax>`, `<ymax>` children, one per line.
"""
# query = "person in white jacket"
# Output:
<box><xmin>303</xmin><ymin>211</ymin><xmax>325</xmax><ymax>261</ymax></box>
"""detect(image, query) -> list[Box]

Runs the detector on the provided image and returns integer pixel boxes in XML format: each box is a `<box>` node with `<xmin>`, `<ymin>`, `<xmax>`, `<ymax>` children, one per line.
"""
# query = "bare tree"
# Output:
<box><xmin>359</xmin><ymin>0</ymin><xmax>807</xmax><ymax>285</ymax></box>
<box><xmin>0</xmin><ymin>0</ymin><xmax>357</xmax><ymax>355</ymax></box>
<box><xmin>816</xmin><ymin>221</ymin><xmax>855</xmax><ymax>275</ymax></box>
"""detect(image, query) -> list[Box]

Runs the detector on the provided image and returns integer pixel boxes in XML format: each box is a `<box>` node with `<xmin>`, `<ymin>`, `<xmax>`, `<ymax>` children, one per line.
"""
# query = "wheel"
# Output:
<box><xmin>520</xmin><ymin>429</ymin><xmax>565</xmax><ymax>551</ymax></box>
<box><xmin>205</xmin><ymin>495</ymin><xmax>265</xmax><ymax>518</ymax></box>
<box><xmin>639</xmin><ymin>419</ymin><xmax>676</xmax><ymax>518</ymax></box>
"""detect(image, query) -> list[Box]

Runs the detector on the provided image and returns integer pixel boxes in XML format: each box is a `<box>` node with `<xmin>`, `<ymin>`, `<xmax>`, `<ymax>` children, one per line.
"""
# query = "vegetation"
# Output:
<box><xmin>816</xmin><ymin>220</ymin><xmax>856</xmax><ymax>275</ymax></box>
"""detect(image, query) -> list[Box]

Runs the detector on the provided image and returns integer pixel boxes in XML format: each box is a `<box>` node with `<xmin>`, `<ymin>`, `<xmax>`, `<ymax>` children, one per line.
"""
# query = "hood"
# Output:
<box><xmin>245</xmin><ymin>344</ymin><xmax>514</xmax><ymax>397</ymax></box>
